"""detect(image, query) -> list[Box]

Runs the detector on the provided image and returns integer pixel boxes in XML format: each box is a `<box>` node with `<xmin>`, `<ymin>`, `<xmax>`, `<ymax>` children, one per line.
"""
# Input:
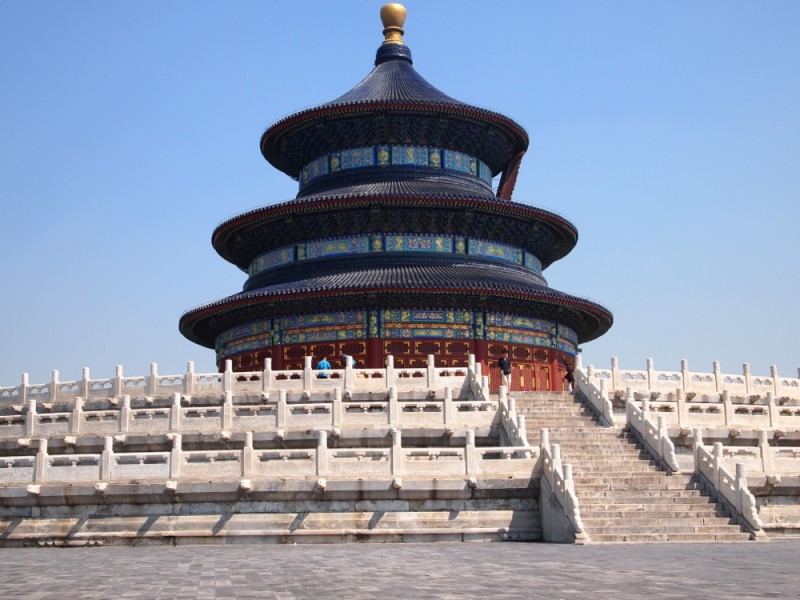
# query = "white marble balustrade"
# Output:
<box><xmin>0</xmin><ymin>429</ymin><xmax>537</xmax><ymax>487</ymax></box>
<box><xmin>586</xmin><ymin>358</ymin><xmax>800</xmax><ymax>401</ymax></box>
<box><xmin>0</xmin><ymin>355</ymin><xmax>480</xmax><ymax>408</ymax></box>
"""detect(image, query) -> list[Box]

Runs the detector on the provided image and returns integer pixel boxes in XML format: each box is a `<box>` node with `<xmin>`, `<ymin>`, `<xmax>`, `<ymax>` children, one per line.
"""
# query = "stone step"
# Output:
<box><xmin>580</xmin><ymin>508</ymin><xmax>727</xmax><ymax>518</ymax></box>
<box><xmin>578</xmin><ymin>498</ymin><xmax>727</xmax><ymax>516</ymax></box>
<box><xmin>582</xmin><ymin>516</ymin><xmax>736</xmax><ymax>528</ymax></box>
<box><xmin>584</xmin><ymin>524</ymin><xmax>743</xmax><ymax>535</ymax></box>
<box><xmin>579</xmin><ymin>493</ymin><xmax>715</xmax><ymax>504</ymax></box>
<box><xmin>587</xmin><ymin>532</ymin><xmax>751</xmax><ymax>543</ymax></box>
<box><xmin>573</xmin><ymin>481</ymin><xmax>703</xmax><ymax>492</ymax></box>
<box><xmin>572</xmin><ymin>475</ymin><xmax>693</xmax><ymax>485</ymax></box>
<box><xmin>577</xmin><ymin>489</ymin><xmax>710</xmax><ymax>500</ymax></box>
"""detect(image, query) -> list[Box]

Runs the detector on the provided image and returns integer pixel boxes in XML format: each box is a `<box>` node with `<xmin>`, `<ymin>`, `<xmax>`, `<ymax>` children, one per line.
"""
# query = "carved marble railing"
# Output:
<box><xmin>496</xmin><ymin>387</ymin><xmax>529</xmax><ymax>447</ymax></box>
<box><xmin>586</xmin><ymin>358</ymin><xmax>800</xmax><ymax>401</ymax></box>
<box><xmin>626</xmin><ymin>399</ymin><xmax>679</xmax><ymax>472</ymax></box>
<box><xmin>0</xmin><ymin>428</ymin><xmax>538</xmax><ymax>489</ymax></box>
<box><xmin>0</xmin><ymin>354</ymin><xmax>479</xmax><ymax>408</ymax></box>
<box><xmin>616</xmin><ymin>388</ymin><xmax>800</xmax><ymax>432</ymax></box>
<box><xmin>694</xmin><ymin>430</ymin><xmax>800</xmax><ymax>477</ymax></box>
<box><xmin>0</xmin><ymin>386</ymin><xmax>498</xmax><ymax>441</ymax></box>
<box><xmin>693</xmin><ymin>430</ymin><xmax>765</xmax><ymax>539</ymax></box>
<box><xmin>538</xmin><ymin>428</ymin><xmax>587</xmax><ymax>543</ymax></box>
<box><xmin>573</xmin><ymin>356</ymin><xmax>615</xmax><ymax>426</ymax></box>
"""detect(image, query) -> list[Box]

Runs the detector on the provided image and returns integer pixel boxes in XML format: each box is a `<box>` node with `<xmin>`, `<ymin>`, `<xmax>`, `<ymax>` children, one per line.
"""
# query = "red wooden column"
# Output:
<box><xmin>549</xmin><ymin>353</ymin><xmax>562</xmax><ymax>392</ymax></box>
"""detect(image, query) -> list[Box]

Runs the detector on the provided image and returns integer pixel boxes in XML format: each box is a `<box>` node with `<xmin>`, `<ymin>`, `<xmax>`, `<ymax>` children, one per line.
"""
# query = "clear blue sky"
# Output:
<box><xmin>1</xmin><ymin>1</ymin><xmax>798</xmax><ymax>385</ymax></box>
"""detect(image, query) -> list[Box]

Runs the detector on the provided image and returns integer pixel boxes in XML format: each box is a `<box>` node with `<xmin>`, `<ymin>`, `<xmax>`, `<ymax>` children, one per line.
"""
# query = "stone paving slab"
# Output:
<box><xmin>0</xmin><ymin>541</ymin><xmax>797</xmax><ymax>599</ymax></box>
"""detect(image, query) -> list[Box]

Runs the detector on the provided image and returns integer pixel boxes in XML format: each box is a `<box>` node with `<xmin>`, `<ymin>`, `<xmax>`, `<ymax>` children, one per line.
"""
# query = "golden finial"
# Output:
<box><xmin>380</xmin><ymin>3</ymin><xmax>406</xmax><ymax>45</ymax></box>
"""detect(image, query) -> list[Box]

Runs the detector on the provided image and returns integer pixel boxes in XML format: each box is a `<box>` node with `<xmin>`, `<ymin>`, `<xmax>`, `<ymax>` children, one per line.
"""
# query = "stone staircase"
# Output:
<box><xmin>515</xmin><ymin>391</ymin><xmax>751</xmax><ymax>542</ymax></box>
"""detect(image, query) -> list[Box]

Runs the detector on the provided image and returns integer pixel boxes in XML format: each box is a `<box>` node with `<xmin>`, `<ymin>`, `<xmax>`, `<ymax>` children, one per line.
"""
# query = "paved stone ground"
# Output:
<box><xmin>0</xmin><ymin>541</ymin><xmax>798</xmax><ymax>599</ymax></box>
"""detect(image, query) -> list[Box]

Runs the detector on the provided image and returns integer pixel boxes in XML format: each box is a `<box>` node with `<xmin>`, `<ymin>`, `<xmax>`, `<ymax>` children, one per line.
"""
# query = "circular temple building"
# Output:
<box><xmin>179</xmin><ymin>4</ymin><xmax>612</xmax><ymax>390</ymax></box>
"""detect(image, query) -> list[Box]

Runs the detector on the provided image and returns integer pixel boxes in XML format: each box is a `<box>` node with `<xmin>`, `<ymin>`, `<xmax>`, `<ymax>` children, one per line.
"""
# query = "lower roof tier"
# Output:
<box><xmin>179</xmin><ymin>261</ymin><xmax>612</xmax><ymax>349</ymax></box>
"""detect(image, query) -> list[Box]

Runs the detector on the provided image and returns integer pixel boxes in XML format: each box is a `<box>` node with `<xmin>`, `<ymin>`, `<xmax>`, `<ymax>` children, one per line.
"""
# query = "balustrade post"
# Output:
<box><xmin>19</xmin><ymin>372</ymin><xmax>29</xmax><ymax>405</ymax></box>
<box><xmin>242</xmin><ymin>432</ymin><xmax>253</xmax><ymax>478</ymax></box>
<box><xmin>657</xmin><ymin>415</ymin><xmax>668</xmax><ymax>457</ymax></box>
<box><xmin>50</xmin><ymin>370</ymin><xmax>59</xmax><ymax>403</ymax></box>
<box><xmin>113</xmin><ymin>365</ymin><xmax>123</xmax><ymax>399</ymax></box>
<box><xmin>277</xmin><ymin>389</ymin><xmax>287</xmax><ymax>429</ymax></box>
<box><xmin>332</xmin><ymin>388</ymin><xmax>343</xmax><ymax>428</ymax></box>
<box><xmin>385</xmin><ymin>355</ymin><xmax>395</xmax><ymax>390</ymax></box>
<box><xmin>25</xmin><ymin>395</ymin><xmax>38</xmax><ymax>436</ymax></box>
<box><xmin>465</xmin><ymin>429</ymin><xmax>477</xmax><ymax>476</ymax></box>
<box><xmin>34</xmin><ymin>439</ymin><xmax>48</xmax><ymax>483</ymax></box>
<box><xmin>101</xmin><ymin>436</ymin><xmax>113</xmax><ymax>480</ymax></box>
<box><xmin>146</xmin><ymin>364</ymin><xmax>157</xmax><ymax>397</ymax></box>
<box><xmin>71</xmin><ymin>396</ymin><xmax>84</xmax><ymax>434</ymax></box>
<box><xmin>766</xmin><ymin>392</ymin><xmax>777</xmax><ymax>429</ymax></box>
<box><xmin>722</xmin><ymin>390</ymin><xmax>733</xmax><ymax>426</ymax></box>
<box><xmin>120</xmin><ymin>395</ymin><xmax>131</xmax><ymax>433</ymax></box>
<box><xmin>516</xmin><ymin>414</ymin><xmax>527</xmax><ymax>445</ymax></box>
<box><xmin>713</xmin><ymin>442</ymin><xmax>723</xmax><ymax>489</ymax></box>
<box><xmin>692</xmin><ymin>428</ymin><xmax>704</xmax><ymax>472</ymax></box>
<box><xmin>262</xmin><ymin>358</ymin><xmax>273</xmax><ymax>393</ymax></box>
<box><xmin>427</xmin><ymin>354</ymin><xmax>436</xmax><ymax>391</ymax></box>
<box><xmin>316</xmin><ymin>430</ymin><xmax>328</xmax><ymax>477</ymax></box>
<box><xmin>443</xmin><ymin>386</ymin><xmax>454</xmax><ymax>426</ymax></box>
<box><xmin>222</xmin><ymin>391</ymin><xmax>233</xmax><ymax>429</ymax></box>
<box><xmin>770</xmin><ymin>365</ymin><xmax>779</xmax><ymax>396</ymax></box>
<box><xmin>480</xmin><ymin>375</ymin><xmax>489</xmax><ymax>401</ymax></box>
<box><xmin>610</xmin><ymin>356</ymin><xmax>619</xmax><ymax>391</ymax></box>
<box><xmin>564</xmin><ymin>463</ymin><xmax>575</xmax><ymax>493</ymax></box>
<box><xmin>170</xmin><ymin>393</ymin><xmax>181</xmax><ymax>431</ymax></box>
<box><xmin>81</xmin><ymin>367</ymin><xmax>91</xmax><ymax>399</ymax></box>
<box><xmin>680</xmin><ymin>359</ymin><xmax>690</xmax><ymax>392</ymax></box>
<box><xmin>646</xmin><ymin>358</ymin><xmax>655</xmax><ymax>390</ymax></box>
<box><xmin>343</xmin><ymin>355</ymin><xmax>353</xmax><ymax>392</ymax></box>
<box><xmin>303</xmin><ymin>356</ymin><xmax>313</xmax><ymax>392</ymax></box>
<box><xmin>390</xmin><ymin>427</ymin><xmax>403</xmax><ymax>476</ymax></box>
<box><xmin>713</xmin><ymin>361</ymin><xmax>722</xmax><ymax>394</ymax></box>
<box><xmin>551</xmin><ymin>443</ymin><xmax>562</xmax><ymax>473</ymax></box>
<box><xmin>743</xmin><ymin>363</ymin><xmax>752</xmax><ymax>395</ymax></box>
<box><xmin>184</xmin><ymin>361</ymin><xmax>195</xmax><ymax>395</ymax></box>
<box><xmin>676</xmin><ymin>388</ymin><xmax>687</xmax><ymax>428</ymax></box>
<box><xmin>759</xmin><ymin>430</ymin><xmax>774</xmax><ymax>474</ymax></box>
<box><xmin>388</xmin><ymin>387</ymin><xmax>399</xmax><ymax>427</ymax></box>
<box><xmin>223</xmin><ymin>360</ymin><xmax>233</xmax><ymax>394</ymax></box>
<box><xmin>540</xmin><ymin>427</ymin><xmax>550</xmax><ymax>452</ymax></box>
<box><xmin>169</xmin><ymin>434</ymin><xmax>182</xmax><ymax>479</ymax></box>
<box><xmin>734</xmin><ymin>463</ymin><xmax>747</xmax><ymax>513</ymax></box>
<box><xmin>641</xmin><ymin>396</ymin><xmax>650</xmax><ymax>417</ymax></box>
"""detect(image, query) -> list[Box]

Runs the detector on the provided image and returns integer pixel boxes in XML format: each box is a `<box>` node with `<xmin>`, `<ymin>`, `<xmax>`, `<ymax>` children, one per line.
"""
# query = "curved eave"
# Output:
<box><xmin>260</xmin><ymin>101</ymin><xmax>529</xmax><ymax>178</ymax></box>
<box><xmin>211</xmin><ymin>195</ymin><xmax>578</xmax><ymax>269</ymax></box>
<box><xmin>179</xmin><ymin>286</ymin><xmax>612</xmax><ymax>349</ymax></box>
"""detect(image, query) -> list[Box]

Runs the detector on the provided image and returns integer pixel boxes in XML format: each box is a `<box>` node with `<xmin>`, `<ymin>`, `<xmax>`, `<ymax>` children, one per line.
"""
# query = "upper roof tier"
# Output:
<box><xmin>259</xmin><ymin>4</ymin><xmax>529</xmax><ymax>192</ymax></box>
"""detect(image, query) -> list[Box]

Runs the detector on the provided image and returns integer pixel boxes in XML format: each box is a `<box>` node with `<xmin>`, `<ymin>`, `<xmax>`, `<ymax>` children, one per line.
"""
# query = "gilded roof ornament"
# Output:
<box><xmin>380</xmin><ymin>3</ymin><xmax>406</xmax><ymax>45</ymax></box>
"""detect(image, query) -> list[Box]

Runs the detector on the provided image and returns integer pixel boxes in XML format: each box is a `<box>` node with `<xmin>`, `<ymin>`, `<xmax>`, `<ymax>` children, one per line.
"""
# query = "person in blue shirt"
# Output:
<box><xmin>316</xmin><ymin>356</ymin><xmax>331</xmax><ymax>378</ymax></box>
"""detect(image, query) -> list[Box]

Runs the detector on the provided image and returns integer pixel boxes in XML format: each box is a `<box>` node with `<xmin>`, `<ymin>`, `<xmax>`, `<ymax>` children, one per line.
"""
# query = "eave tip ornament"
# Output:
<box><xmin>381</xmin><ymin>3</ymin><xmax>407</xmax><ymax>45</ymax></box>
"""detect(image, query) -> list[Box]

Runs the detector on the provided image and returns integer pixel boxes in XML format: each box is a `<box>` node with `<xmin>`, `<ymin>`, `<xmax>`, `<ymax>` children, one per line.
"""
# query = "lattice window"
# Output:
<box><xmin>385</xmin><ymin>341</ymin><xmax>410</xmax><ymax>355</ymax></box>
<box><xmin>415</xmin><ymin>341</ymin><xmax>441</xmax><ymax>355</ymax></box>
<box><xmin>445</xmin><ymin>342</ymin><xmax>470</xmax><ymax>356</ymax></box>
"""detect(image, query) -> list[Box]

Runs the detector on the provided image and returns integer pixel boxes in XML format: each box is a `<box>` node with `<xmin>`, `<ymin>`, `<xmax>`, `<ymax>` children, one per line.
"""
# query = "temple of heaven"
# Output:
<box><xmin>179</xmin><ymin>3</ymin><xmax>613</xmax><ymax>391</ymax></box>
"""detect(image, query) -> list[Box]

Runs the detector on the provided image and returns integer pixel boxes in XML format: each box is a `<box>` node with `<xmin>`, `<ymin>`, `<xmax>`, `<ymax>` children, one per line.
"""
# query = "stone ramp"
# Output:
<box><xmin>515</xmin><ymin>391</ymin><xmax>751</xmax><ymax>542</ymax></box>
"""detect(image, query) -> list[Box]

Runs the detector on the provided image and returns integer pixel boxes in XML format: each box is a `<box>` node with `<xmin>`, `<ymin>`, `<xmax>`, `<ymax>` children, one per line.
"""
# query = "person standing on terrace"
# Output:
<box><xmin>316</xmin><ymin>356</ymin><xmax>331</xmax><ymax>378</ymax></box>
<box><xmin>498</xmin><ymin>349</ymin><xmax>512</xmax><ymax>391</ymax></box>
